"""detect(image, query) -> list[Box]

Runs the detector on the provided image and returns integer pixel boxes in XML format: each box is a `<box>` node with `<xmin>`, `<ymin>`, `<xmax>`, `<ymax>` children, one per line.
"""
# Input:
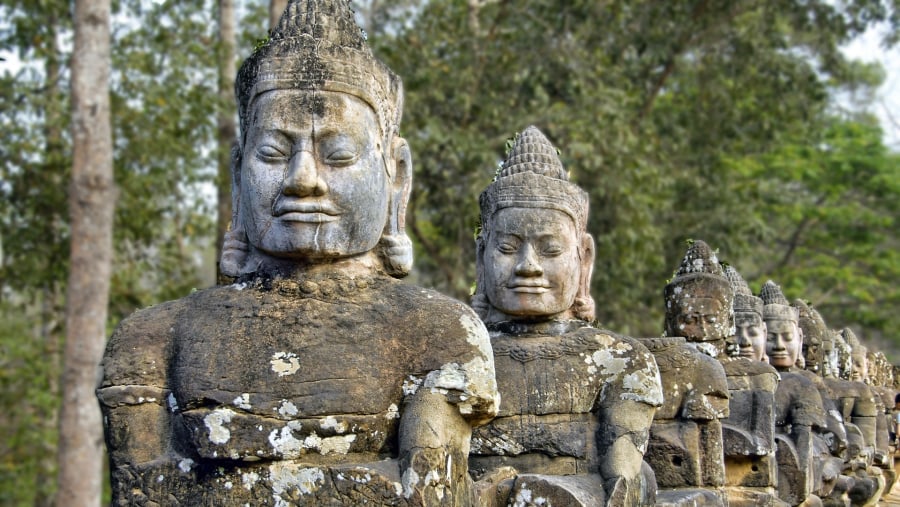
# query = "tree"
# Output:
<box><xmin>723</xmin><ymin>116</ymin><xmax>900</xmax><ymax>350</ymax></box>
<box><xmin>371</xmin><ymin>0</ymin><xmax>900</xmax><ymax>342</ymax></box>
<box><xmin>2</xmin><ymin>0</ymin><xmax>229</xmax><ymax>501</ymax></box>
<box><xmin>57</xmin><ymin>0</ymin><xmax>114</xmax><ymax>505</ymax></box>
<box><xmin>217</xmin><ymin>0</ymin><xmax>237</xmax><ymax>277</ymax></box>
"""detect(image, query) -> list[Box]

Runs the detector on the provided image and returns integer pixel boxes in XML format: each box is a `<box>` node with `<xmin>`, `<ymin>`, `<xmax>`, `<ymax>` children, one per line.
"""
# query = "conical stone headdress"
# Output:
<box><xmin>795</xmin><ymin>299</ymin><xmax>826</xmax><ymax>346</ymax></box>
<box><xmin>235</xmin><ymin>0</ymin><xmax>403</xmax><ymax>143</ymax></box>
<box><xmin>479</xmin><ymin>126</ymin><xmax>589</xmax><ymax>233</ymax></box>
<box><xmin>664</xmin><ymin>240</ymin><xmax>733</xmax><ymax>310</ymax></box>
<box><xmin>760</xmin><ymin>280</ymin><xmax>798</xmax><ymax>322</ymax></box>
<box><xmin>724</xmin><ymin>265</ymin><xmax>762</xmax><ymax>316</ymax></box>
<box><xmin>841</xmin><ymin>327</ymin><xmax>866</xmax><ymax>354</ymax></box>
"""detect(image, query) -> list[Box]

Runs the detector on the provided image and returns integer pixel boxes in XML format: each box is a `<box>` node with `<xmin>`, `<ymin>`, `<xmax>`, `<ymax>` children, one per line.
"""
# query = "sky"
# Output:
<box><xmin>841</xmin><ymin>24</ymin><xmax>900</xmax><ymax>149</ymax></box>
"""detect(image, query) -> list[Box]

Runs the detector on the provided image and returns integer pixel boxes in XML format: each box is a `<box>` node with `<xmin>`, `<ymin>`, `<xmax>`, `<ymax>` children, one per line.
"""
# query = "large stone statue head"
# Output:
<box><xmin>473</xmin><ymin>126</ymin><xmax>594</xmax><ymax>325</ymax></box>
<box><xmin>795</xmin><ymin>299</ymin><xmax>827</xmax><ymax>374</ymax></box>
<box><xmin>760</xmin><ymin>280</ymin><xmax>802</xmax><ymax>370</ymax></box>
<box><xmin>842</xmin><ymin>328</ymin><xmax>869</xmax><ymax>383</ymax></box>
<box><xmin>724</xmin><ymin>265</ymin><xmax>766</xmax><ymax>361</ymax></box>
<box><xmin>664</xmin><ymin>240</ymin><xmax>734</xmax><ymax>353</ymax></box>
<box><xmin>220</xmin><ymin>0</ymin><xmax>413</xmax><ymax>278</ymax></box>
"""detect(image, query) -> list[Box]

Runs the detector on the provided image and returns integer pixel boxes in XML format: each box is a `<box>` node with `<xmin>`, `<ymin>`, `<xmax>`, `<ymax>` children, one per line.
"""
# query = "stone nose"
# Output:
<box><xmin>514</xmin><ymin>245</ymin><xmax>543</xmax><ymax>277</ymax></box>
<box><xmin>283</xmin><ymin>151</ymin><xmax>327</xmax><ymax>197</ymax></box>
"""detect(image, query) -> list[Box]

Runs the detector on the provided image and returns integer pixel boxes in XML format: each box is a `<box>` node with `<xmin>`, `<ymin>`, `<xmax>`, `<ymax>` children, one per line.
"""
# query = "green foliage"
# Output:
<box><xmin>108</xmin><ymin>0</ymin><xmax>221</xmax><ymax>322</ymax></box>
<box><xmin>0</xmin><ymin>301</ymin><xmax>60</xmax><ymax>506</ymax></box>
<box><xmin>0</xmin><ymin>0</ymin><xmax>259</xmax><ymax>501</ymax></box>
<box><xmin>372</xmin><ymin>0</ymin><xmax>900</xmax><ymax>340</ymax></box>
<box><xmin>723</xmin><ymin>116</ymin><xmax>900</xmax><ymax>351</ymax></box>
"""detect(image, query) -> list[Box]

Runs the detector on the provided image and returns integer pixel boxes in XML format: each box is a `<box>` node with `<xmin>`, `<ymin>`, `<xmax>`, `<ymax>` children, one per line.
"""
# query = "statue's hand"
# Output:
<box><xmin>398</xmin><ymin>389</ymin><xmax>472</xmax><ymax>505</ymax></box>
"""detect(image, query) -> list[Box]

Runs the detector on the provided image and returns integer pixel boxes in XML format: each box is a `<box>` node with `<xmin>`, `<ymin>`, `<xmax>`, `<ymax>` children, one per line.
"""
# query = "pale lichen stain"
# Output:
<box><xmin>242</xmin><ymin>471</ymin><xmax>260</xmax><ymax>491</ymax></box>
<box><xmin>269</xmin><ymin>463</ymin><xmax>325</xmax><ymax>507</ymax></box>
<box><xmin>590</xmin><ymin>349</ymin><xmax>629</xmax><ymax>377</ymax></box>
<box><xmin>268</xmin><ymin>421</ymin><xmax>356</xmax><ymax>458</ymax></box>
<box><xmin>512</xmin><ymin>484</ymin><xmax>549</xmax><ymax>506</ymax></box>
<box><xmin>320</xmin><ymin>415</ymin><xmax>348</xmax><ymax>433</ymax></box>
<box><xmin>270</xmin><ymin>351</ymin><xmax>300</xmax><ymax>377</ymax></box>
<box><xmin>401</xmin><ymin>467</ymin><xmax>420</xmax><ymax>498</ymax></box>
<box><xmin>204</xmin><ymin>408</ymin><xmax>236</xmax><ymax>445</ymax></box>
<box><xmin>233</xmin><ymin>393</ymin><xmax>251</xmax><ymax>410</ymax></box>
<box><xmin>277</xmin><ymin>400</ymin><xmax>298</xmax><ymax>417</ymax></box>
<box><xmin>384</xmin><ymin>403</ymin><xmax>400</xmax><ymax>419</ymax></box>
<box><xmin>403</xmin><ymin>375</ymin><xmax>423</xmax><ymax>396</ymax></box>
<box><xmin>177</xmin><ymin>458</ymin><xmax>195</xmax><ymax>473</ymax></box>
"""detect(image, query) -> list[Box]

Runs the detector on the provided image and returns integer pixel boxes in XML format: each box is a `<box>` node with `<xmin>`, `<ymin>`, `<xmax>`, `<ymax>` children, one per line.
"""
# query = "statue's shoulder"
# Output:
<box><xmin>102</xmin><ymin>297</ymin><xmax>186</xmax><ymax>388</ymax></box>
<box><xmin>573</xmin><ymin>328</ymin><xmax>663</xmax><ymax>408</ymax></box>
<box><xmin>724</xmin><ymin>356</ymin><xmax>779</xmax><ymax>377</ymax></box>
<box><xmin>391</xmin><ymin>282</ymin><xmax>479</xmax><ymax>315</ymax></box>
<box><xmin>389</xmin><ymin>282</ymin><xmax>489</xmax><ymax>339</ymax></box>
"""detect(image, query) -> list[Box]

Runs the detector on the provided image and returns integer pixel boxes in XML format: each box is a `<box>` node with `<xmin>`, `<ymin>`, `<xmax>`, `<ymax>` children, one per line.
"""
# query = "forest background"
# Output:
<box><xmin>1</xmin><ymin>0</ymin><xmax>899</xmax><ymax>504</ymax></box>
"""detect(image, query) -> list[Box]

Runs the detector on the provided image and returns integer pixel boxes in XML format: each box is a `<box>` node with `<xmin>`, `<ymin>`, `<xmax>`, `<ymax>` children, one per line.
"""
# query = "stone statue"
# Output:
<box><xmin>793</xmin><ymin>299</ymin><xmax>852</xmax><ymax>502</ymax></box>
<box><xmin>642</xmin><ymin>240</ymin><xmax>731</xmax><ymax>506</ymax></box>
<box><xmin>835</xmin><ymin>329</ymin><xmax>878</xmax><ymax>453</ymax></box>
<box><xmin>97</xmin><ymin>2</ymin><xmax>499</xmax><ymax>505</ymax></box>
<box><xmin>661</xmin><ymin>247</ymin><xmax>779</xmax><ymax>506</ymax></box>
<box><xmin>724</xmin><ymin>265</ymin><xmax>767</xmax><ymax>362</ymax></box>
<box><xmin>866</xmin><ymin>350</ymin><xmax>896</xmax><ymax>492</ymax></box>
<box><xmin>468</xmin><ymin>126</ymin><xmax>663</xmax><ymax>506</ymax></box>
<box><xmin>760</xmin><ymin>280</ymin><xmax>827</xmax><ymax>506</ymax></box>
<box><xmin>826</xmin><ymin>329</ymin><xmax>885</xmax><ymax>505</ymax></box>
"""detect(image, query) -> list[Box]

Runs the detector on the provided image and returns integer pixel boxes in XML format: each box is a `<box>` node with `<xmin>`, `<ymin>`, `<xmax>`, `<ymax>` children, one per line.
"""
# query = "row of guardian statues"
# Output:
<box><xmin>97</xmin><ymin>1</ymin><xmax>898</xmax><ymax>505</ymax></box>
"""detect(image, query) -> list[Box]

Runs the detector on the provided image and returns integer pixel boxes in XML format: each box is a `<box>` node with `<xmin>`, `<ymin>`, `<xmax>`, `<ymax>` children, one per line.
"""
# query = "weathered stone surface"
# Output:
<box><xmin>100</xmin><ymin>275</ymin><xmax>499</xmax><ymax>506</ymax></box>
<box><xmin>99</xmin><ymin>1</ymin><xmax>498</xmax><ymax>505</ymax></box>
<box><xmin>642</xmin><ymin>336</ymin><xmax>728</xmax><ymax>491</ymax></box>
<box><xmin>470</xmin><ymin>126</ymin><xmax>662</xmax><ymax>506</ymax></box>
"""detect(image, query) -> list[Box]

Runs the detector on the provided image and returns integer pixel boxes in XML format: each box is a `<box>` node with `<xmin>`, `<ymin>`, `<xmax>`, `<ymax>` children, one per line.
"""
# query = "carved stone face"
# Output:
<box><xmin>670</xmin><ymin>297</ymin><xmax>730</xmax><ymax>343</ymax></box>
<box><xmin>734</xmin><ymin>312</ymin><xmax>767</xmax><ymax>361</ymax></box>
<box><xmin>240</xmin><ymin>90</ymin><xmax>389</xmax><ymax>260</ymax></box>
<box><xmin>482</xmin><ymin>207</ymin><xmax>581</xmax><ymax>321</ymax></box>
<box><xmin>850</xmin><ymin>352</ymin><xmax>868</xmax><ymax>382</ymax></box>
<box><xmin>766</xmin><ymin>319</ymin><xmax>802</xmax><ymax>369</ymax></box>
<box><xmin>802</xmin><ymin>340</ymin><xmax>823</xmax><ymax>374</ymax></box>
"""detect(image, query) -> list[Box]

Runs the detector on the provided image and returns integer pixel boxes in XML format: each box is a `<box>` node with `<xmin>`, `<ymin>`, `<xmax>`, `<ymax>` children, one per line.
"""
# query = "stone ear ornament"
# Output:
<box><xmin>219</xmin><ymin>144</ymin><xmax>248</xmax><ymax>278</ymax></box>
<box><xmin>378</xmin><ymin>136</ymin><xmax>413</xmax><ymax>278</ymax></box>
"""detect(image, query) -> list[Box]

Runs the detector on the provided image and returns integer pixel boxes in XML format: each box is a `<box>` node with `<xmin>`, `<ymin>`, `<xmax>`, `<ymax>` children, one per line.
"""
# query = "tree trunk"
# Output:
<box><xmin>270</xmin><ymin>0</ymin><xmax>288</xmax><ymax>30</ymax></box>
<box><xmin>57</xmin><ymin>1</ymin><xmax>115</xmax><ymax>506</ymax></box>
<box><xmin>216</xmin><ymin>0</ymin><xmax>236</xmax><ymax>279</ymax></box>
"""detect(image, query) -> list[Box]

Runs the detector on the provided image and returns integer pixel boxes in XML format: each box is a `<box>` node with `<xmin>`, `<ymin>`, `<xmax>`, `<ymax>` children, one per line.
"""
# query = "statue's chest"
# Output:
<box><xmin>170</xmin><ymin>295</ymin><xmax>413</xmax><ymax>417</ymax></box>
<box><xmin>491</xmin><ymin>336</ymin><xmax>607</xmax><ymax>416</ymax></box>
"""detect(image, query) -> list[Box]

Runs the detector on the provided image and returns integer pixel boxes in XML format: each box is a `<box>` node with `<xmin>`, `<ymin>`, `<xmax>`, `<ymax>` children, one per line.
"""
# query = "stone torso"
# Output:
<box><xmin>774</xmin><ymin>371</ymin><xmax>826</xmax><ymax>430</ymax></box>
<box><xmin>101</xmin><ymin>273</ymin><xmax>497</xmax><ymax>506</ymax></box>
<box><xmin>642</xmin><ymin>337</ymin><xmax>730</xmax><ymax>421</ymax></box>
<box><xmin>470</xmin><ymin>323</ymin><xmax>661</xmax><ymax>474</ymax></box>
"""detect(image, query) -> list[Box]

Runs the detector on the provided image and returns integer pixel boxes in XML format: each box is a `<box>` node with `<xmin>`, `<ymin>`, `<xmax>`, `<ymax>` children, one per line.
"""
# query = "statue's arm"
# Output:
<box><xmin>398</xmin><ymin>388</ymin><xmax>474</xmax><ymax>505</ymax></box>
<box><xmin>97</xmin><ymin>305</ymin><xmax>177</xmax><ymax>470</ymax></box>
<box><xmin>598</xmin><ymin>399</ymin><xmax>655</xmax><ymax>492</ymax></box>
<box><xmin>596</xmin><ymin>339</ymin><xmax>663</xmax><ymax>503</ymax></box>
<box><xmin>397</xmin><ymin>307</ymin><xmax>499</xmax><ymax>505</ymax></box>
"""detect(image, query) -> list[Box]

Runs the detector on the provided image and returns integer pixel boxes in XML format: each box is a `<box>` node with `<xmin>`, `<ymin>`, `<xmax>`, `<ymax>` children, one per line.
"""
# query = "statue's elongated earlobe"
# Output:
<box><xmin>220</xmin><ymin>144</ymin><xmax>248</xmax><ymax>278</ymax></box>
<box><xmin>573</xmin><ymin>233</ymin><xmax>596</xmax><ymax>322</ymax></box>
<box><xmin>379</xmin><ymin>136</ymin><xmax>413</xmax><ymax>277</ymax></box>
